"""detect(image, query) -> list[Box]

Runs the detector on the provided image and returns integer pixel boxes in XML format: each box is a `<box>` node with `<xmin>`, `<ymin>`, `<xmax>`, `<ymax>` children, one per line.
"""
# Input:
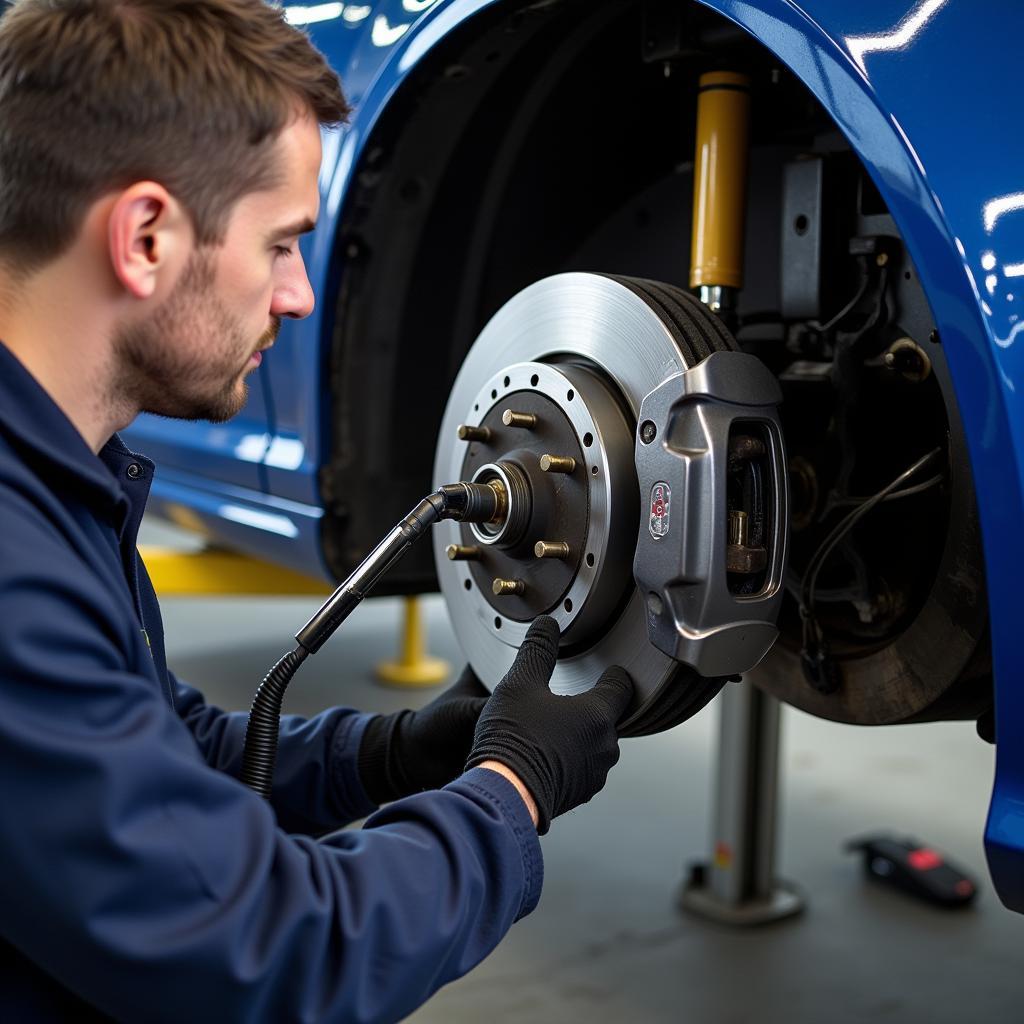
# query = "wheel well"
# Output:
<box><xmin>321</xmin><ymin>0</ymin><xmax>989</xmax><ymax>726</ymax></box>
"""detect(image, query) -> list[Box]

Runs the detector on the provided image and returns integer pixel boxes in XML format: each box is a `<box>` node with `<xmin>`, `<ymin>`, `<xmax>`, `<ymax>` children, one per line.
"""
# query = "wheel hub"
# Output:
<box><xmin>452</xmin><ymin>360</ymin><xmax>636</xmax><ymax>649</ymax></box>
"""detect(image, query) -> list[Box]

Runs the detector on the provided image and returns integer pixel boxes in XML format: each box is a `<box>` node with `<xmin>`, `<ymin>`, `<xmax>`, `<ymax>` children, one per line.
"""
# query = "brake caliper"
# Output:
<box><xmin>633</xmin><ymin>351</ymin><xmax>788</xmax><ymax>677</ymax></box>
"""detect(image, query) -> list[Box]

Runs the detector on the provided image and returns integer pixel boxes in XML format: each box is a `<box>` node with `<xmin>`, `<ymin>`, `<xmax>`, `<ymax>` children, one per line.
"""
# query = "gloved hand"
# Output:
<box><xmin>358</xmin><ymin>667</ymin><xmax>489</xmax><ymax>805</ymax></box>
<box><xmin>466</xmin><ymin>615</ymin><xmax>633</xmax><ymax>833</ymax></box>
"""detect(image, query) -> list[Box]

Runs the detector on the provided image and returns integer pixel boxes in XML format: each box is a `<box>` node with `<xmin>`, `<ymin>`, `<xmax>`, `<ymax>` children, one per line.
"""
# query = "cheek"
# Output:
<box><xmin>220</xmin><ymin>261</ymin><xmax>275</xmax><ymax>327</ymax></box>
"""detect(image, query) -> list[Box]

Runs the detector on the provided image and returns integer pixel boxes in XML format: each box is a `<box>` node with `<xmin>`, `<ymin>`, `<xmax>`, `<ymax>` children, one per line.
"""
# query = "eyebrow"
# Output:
<box><xmin>267</xmin><ymin>217</ymin><xmax>317</xmax><ymax>244</ymax></box>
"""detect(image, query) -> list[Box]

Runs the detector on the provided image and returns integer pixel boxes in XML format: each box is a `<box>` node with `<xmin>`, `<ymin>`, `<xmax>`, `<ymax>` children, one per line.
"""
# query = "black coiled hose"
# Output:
<box><xmin>240</xmin><ymin>647</ymin><xmax>308</xmax><ymax>799</ymax></box>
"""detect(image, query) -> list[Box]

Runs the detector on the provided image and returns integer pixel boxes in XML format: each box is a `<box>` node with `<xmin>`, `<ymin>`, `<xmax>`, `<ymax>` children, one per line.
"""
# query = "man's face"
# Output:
<box><xmin>113</xmin><ymin>111</ymin><xmax>322</xmax><ymax>422</ymax></box>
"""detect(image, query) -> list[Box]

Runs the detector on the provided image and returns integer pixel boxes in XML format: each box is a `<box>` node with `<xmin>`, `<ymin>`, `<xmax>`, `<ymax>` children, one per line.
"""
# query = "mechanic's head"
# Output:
<box><xmin>0</xmin><ymin>0</ymin><xmax>348</xmax><ymax>425</ymax></box>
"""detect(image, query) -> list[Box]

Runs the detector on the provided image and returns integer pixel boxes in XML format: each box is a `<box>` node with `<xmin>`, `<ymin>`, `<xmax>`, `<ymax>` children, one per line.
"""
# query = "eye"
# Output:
<box><xmin>274</xmin><ymin>245</ymin><xmax>293</xmax><ymax>258</ymax></box>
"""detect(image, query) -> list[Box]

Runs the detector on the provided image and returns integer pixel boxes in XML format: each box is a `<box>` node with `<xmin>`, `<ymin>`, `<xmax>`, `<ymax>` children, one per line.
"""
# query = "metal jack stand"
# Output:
<box><xmin>680</xmin><ymin>681</ymin><xmax>805</xmax><ymax>925</ymax></box>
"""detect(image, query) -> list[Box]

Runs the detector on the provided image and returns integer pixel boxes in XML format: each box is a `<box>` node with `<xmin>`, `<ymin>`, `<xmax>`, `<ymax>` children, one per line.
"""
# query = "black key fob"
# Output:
<box><xmin>845</xmin><ymin>834</ymin><xmax>977</xmax><ymax>908</ymax></box>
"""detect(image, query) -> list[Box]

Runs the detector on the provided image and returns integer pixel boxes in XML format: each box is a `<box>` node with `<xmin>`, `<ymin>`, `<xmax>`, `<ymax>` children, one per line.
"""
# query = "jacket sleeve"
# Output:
<box><xmin>0</xmin><ymin>510</ymin><xmax>543</xmax><ymax>1024</ymax></box>
<box><xmin>132</xmin><ymin>548</ymin><xmax>379</xmax><ymax>835</ymax></box>
<box><xmin>171</xmin><ymin>673</ymin><xmax>380</xmax><ymax>834</ymax></box>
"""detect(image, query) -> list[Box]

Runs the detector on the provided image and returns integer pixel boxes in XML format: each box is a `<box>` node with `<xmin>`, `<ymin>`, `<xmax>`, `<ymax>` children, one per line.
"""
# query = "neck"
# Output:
<box><xmin>0</xmin><ymin>260</ymin><xmax>136</xmax><ymax>454</ymax></box>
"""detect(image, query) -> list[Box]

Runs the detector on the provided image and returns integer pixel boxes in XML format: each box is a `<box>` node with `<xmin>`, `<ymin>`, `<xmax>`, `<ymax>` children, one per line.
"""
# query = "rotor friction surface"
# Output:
<box><xmin>433</xmin><ymin>273</ymin><xmax>732</xmax><ymax>735</ymax></box>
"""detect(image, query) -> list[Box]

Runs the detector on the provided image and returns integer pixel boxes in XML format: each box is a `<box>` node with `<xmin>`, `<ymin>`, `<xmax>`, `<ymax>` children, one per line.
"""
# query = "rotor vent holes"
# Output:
<box><xmin>494</xmin><ymin>616</ymin><xmax>502</xmax><ymax>629</ymax></box>
<box><xmin>491</xmin><ymin>389</ymin><xmax>497</xmax><ymax>399</ymax></box>
<box><xmin>586</xmin><ymin>553</ymin><xmax>595</xmax><ymax>568</ymax></box>
<box><xmin>794</xmin><ymin>214</ymin><xmax>809</xmax><ymax>236</ymax></box>
<box><xmin>463</xmin><ymin>579</ymin><xmax>472</xmax><ymax>591</ymax></box>
<box><xmin>583</xmin><ymin>432</ymin><xmax>593</xmax><ymax>447</ymax></box>
<box><xmin>567</xmin><ymin>389</ymin><xmax>575</xmax><ymax>401</ymax></box>
<box><xmin>564</xmin><ymin>599</ymin><xmax>573</xmax><ymax>613</ymax></box>
<box><xmin>530</xmin><ymin>374</ymin><xmax>539</xmax><ymax>387</ymax></box>
<box><xmin>591</xmin><ymin>465</ymin><xmax>599</xmax><ymax>476</ymax></box>
<box><xmin>503</xmin><ymin>375</ymin><xmax>510</xmax><ymax>388</ymax></box>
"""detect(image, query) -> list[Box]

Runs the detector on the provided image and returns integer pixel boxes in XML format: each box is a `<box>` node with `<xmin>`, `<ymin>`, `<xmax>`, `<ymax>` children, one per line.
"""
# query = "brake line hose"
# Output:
<box><xmin>798</xmin><ymin>447</ymin><xmax>944</xmax><ymax>694</ymax></box>
<box><xmin>240</xmin><ymin>481</ymin><xmax>505</xmax><ymax>799</ymax></box>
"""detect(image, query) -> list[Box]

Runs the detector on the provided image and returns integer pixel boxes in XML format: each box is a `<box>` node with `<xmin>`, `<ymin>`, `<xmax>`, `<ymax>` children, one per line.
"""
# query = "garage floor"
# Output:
<box><xmin>149</xmin><ymin>530</ymin><xmax>1024</xmax><ymax>1024</ymax></box>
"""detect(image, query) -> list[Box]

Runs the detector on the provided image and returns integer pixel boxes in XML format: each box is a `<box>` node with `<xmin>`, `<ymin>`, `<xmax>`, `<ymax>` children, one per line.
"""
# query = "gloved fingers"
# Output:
<box><xmin>507</xmin><ymin>615</ymin><xmax>560</xmax><ymax>683</ymax></box>
<box><xmin>589</xmin><ymin>665</ymin><xmax>635</xmax><ymax>725</ymax></box>
<box><xmin>444</xmin><ymin>664</ymin><xmax>491</xmax><ymax>701</ymax></box>
<box><xmin>462</xmin><ymin>696</ymin><xmax>489</xmax><ymax>719</ymax></box>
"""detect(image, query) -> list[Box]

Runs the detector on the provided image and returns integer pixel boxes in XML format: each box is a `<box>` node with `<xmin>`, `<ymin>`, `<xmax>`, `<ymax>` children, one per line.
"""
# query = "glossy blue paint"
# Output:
<box><xmin>147</xmin><ymin>466</ymin><xmax>328</xmax><ymax>581</ymax></box>
<box><xmin>261</xmin><ymin>0</ymin><xmax>482</xmax><ymax>511</ymax></box>
<box><xmin>127</xmin><ymin>0</ymin><xmax>1024</xmax><ymax>905</ymax></box>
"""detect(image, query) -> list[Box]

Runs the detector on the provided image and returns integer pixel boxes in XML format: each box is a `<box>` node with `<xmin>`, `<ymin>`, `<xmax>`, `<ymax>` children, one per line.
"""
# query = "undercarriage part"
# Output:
<box><xmin>753</xmin><ymin>209</ymin><xmax>989</xmax><ymax>725</ymax></box>
<box><xmin>689</xmin><ymin>70</ymin><xmax>750</xmax><ymax>317</ymax></box>
<box><xmin>434</xmin><ymin>272</ymin><xmax>786</xmax><ymax>735</ymax></box>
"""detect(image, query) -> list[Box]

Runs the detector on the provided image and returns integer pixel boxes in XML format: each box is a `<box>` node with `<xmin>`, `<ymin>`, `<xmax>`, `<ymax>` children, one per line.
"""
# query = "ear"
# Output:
<box><xmin>107</xmin><ymin>182</ymin><xmax>191</xmax><ymax>300</ymax></box>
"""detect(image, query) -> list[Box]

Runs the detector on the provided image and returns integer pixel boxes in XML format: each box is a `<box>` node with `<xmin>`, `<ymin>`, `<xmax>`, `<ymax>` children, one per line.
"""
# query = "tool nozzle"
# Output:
<box><xmin>437</xmin><ymin>480</ymin><xmax>508</xmax><ymax>526</ymax></box>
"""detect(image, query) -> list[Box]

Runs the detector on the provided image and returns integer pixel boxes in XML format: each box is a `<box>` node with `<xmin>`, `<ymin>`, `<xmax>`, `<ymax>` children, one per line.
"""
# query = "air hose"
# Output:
<box><xmin>240</xmin><ymin>481</ymin><xmax>506</xmax><ymax>799</ymax></box>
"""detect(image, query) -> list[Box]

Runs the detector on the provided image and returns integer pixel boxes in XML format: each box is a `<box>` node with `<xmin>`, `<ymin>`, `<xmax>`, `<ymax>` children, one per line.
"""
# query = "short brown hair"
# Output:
<box><xmin>0</xmin><ymin>0</ymin><xmax>349</xmax><ymax>271</ymax></box>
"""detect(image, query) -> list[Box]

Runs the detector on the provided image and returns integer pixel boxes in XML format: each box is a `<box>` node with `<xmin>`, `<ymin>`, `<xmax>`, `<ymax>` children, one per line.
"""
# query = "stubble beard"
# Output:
<box><xmin>113</xmin><ymin>250</ymin><xmax>279</xmax><ymax>424</ymax></box>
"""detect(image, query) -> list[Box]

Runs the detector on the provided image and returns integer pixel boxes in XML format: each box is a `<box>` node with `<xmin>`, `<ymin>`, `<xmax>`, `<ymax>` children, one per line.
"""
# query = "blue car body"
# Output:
<box><xmin>124</xmin><ymin>0</ymin><xmax>1024</xmax><ymax>911</ymax></box>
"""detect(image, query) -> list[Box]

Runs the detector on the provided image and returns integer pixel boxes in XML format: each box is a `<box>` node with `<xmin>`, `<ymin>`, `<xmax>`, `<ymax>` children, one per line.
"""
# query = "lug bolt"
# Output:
<box><xmin>539</xmin><ymin>454</ymin><xmax>576</xmax><ymax>474</ymax></box>
<box><xmin>446</xmin><ymin>544</ymin><xmax>481</xmax><ymax>561</ymax></box>
<box><xmin>501</xmin><ymin>410</ymin><xmax>538</xmax><ymax>429</ymax></box>
<box><xmin>492</xmin><ymin>577</ymin><xmax>525</xmax><ymax>596</ymax></box>
<box><xmin>534</xmin><ymin>541</ymin><xmax>570</xmax><ymax>560</ymax></box>
<box><xmin>457</xmin><ymin>424</ymin><xmax>491</xmax><ymax>443</ymax></box>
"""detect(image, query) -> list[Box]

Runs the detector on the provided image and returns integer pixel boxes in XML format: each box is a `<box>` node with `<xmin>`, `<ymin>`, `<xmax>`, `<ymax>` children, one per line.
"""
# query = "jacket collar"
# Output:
<box><xmin>0</xmin><ymin>339</ymin><xmax>151</xmax><ymax>520</ymax></box>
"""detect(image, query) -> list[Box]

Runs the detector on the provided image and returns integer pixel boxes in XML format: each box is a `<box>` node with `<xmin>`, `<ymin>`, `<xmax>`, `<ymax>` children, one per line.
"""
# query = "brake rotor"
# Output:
<box><xmin>433</xmin><ymin>272</ymin><xmax>775</xmax><ymax>734</ymax></box>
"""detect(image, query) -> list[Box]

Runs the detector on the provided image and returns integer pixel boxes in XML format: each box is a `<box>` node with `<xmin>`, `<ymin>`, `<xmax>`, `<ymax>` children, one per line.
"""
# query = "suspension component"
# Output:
<box><xmin>689</xmin><ymin>71</ymin><xmax>751</xmax><ymax>318</ymax></box>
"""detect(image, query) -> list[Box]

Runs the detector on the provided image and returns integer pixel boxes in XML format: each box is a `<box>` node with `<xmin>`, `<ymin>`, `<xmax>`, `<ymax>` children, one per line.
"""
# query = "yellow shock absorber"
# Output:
<box><xmin>689</xmin><ymin>71</ymin><xmax>751</xmax><ymax>312</ymax></box>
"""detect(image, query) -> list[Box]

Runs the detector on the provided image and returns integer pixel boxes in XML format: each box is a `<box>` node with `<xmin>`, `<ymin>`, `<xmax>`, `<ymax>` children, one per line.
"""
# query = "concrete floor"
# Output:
<box><xmin>149</xmin><ymin>529</ymin><xmax>1024</xmax><ymax>1023</ymax></box>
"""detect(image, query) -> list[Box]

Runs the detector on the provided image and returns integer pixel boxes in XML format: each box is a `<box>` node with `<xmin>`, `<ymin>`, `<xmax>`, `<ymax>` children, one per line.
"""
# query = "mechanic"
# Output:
<box><xmin>0</xmin><ymin>1</ymin><xmax>634</xmax><ymax>1020</ymax></box>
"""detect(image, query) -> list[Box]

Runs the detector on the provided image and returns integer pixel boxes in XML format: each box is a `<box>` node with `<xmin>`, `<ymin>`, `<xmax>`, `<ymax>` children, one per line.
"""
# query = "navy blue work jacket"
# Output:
<box><xmin>0</xmin><ymin>341</ymin><xmax>542</xmax><ymax>1023</ymax></box>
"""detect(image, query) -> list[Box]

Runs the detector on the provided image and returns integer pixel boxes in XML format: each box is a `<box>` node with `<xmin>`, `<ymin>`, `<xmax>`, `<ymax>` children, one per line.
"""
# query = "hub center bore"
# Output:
<box><xmin>459</xmin><ymin>391</ymin><xmax>588</xmax><ymax>620</ymax></box>
<box><xmin>437</xmin><ymin>351</ymin><xmax>637</xmax><ymax>652</ymax></box>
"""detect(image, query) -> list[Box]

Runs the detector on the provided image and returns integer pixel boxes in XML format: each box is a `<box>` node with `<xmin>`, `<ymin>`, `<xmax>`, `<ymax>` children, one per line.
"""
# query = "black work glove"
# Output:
<box><xmin>358</xmin><ymin>667</ymin><xmax>489</xmax><ymax>805</ymax></box>
<box><xmin>466</xmin><ymin>615</ymin><xmax>634</xmax><ymax>833</ymax></box>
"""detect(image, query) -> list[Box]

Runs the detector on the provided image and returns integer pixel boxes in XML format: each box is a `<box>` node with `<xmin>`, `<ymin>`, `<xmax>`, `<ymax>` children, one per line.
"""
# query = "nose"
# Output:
<box><xmin>271</xmin><ymin>249</ymin><xmax>316</xmax><ymax>320</ymax></box>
